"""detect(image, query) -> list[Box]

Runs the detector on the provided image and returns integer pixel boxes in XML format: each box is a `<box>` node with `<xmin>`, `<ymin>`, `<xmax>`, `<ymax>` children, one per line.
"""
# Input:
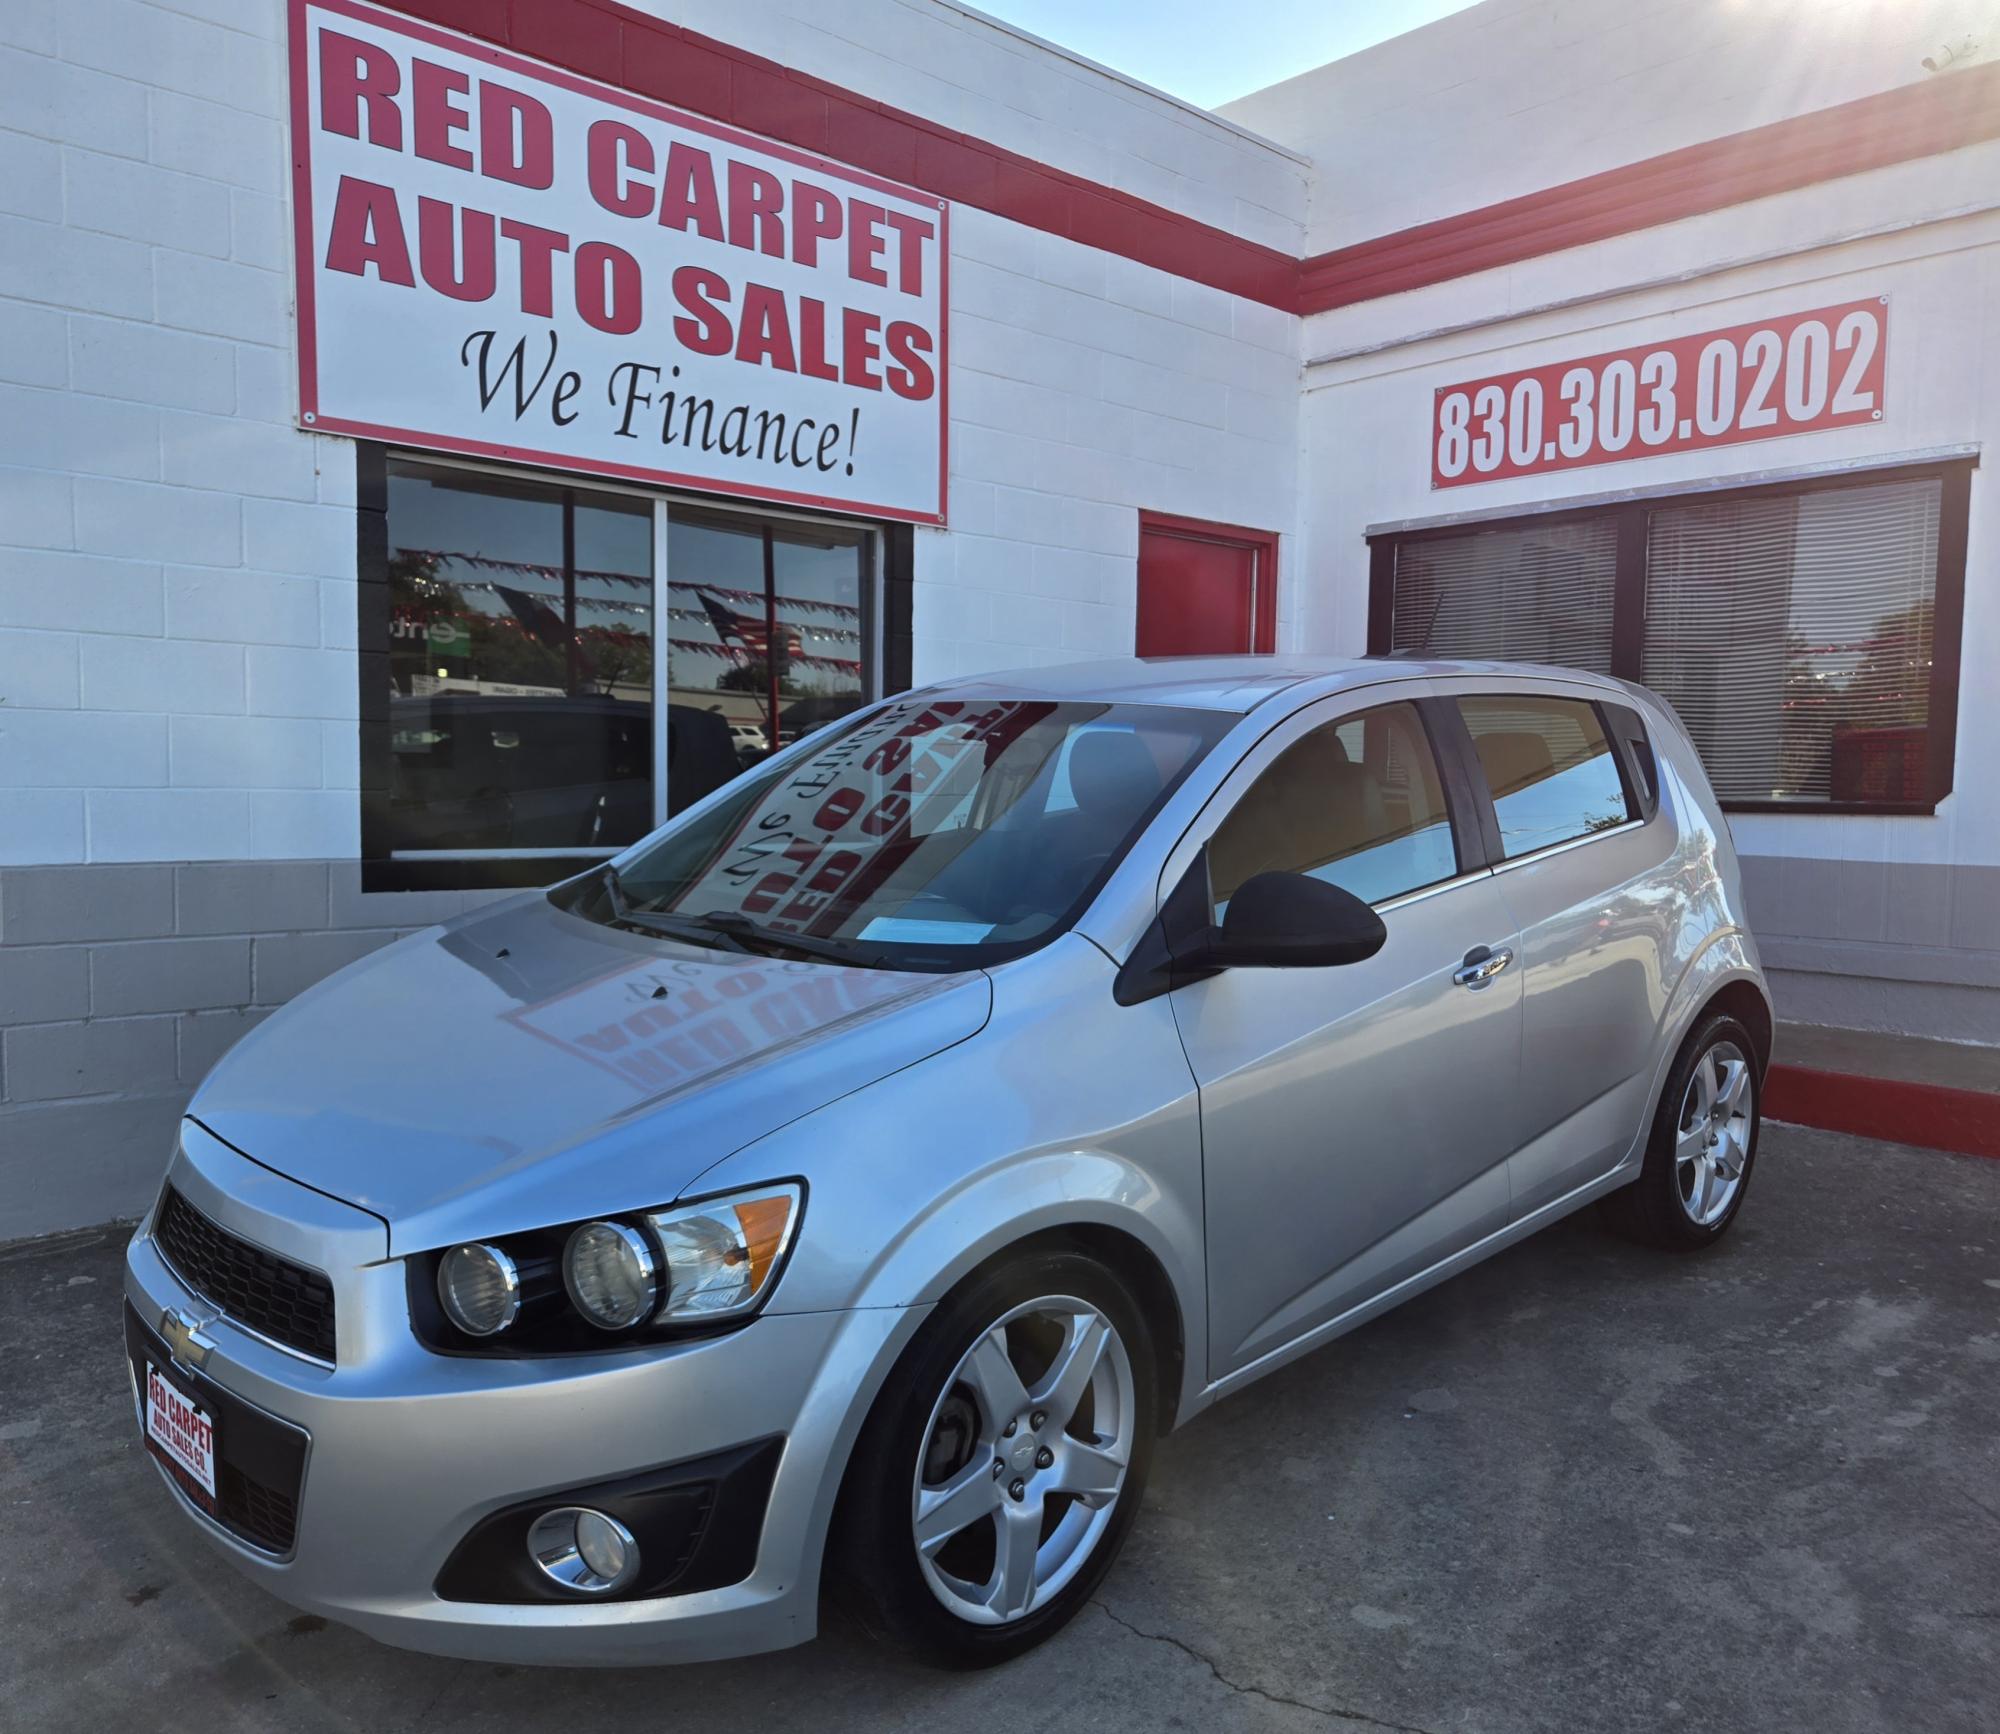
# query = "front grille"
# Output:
<box><xmin>155</xmin><ymin>1186</ymin><xmax>337</xmax><ymax>1363</ymax></box>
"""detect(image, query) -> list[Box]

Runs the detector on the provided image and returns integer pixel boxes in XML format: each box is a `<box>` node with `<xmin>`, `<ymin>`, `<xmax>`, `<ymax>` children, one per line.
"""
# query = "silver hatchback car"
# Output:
<box><xmin>124</xmin><ymin>656</ymin><xmax>1771</xmax><ymax>1669</ymax></box>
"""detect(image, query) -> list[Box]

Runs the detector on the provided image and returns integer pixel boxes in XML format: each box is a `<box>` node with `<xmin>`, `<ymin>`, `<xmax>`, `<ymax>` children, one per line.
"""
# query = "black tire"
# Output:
<box><xmin>828</xmin><ymin>1247</ymin><xmax>1157</xmax><ymax>1669</ymax></box>
<box><xmin>1600</xmin><ymin>1012</ymin><xmax>1763</xmax><ymax>1250</ymax></box>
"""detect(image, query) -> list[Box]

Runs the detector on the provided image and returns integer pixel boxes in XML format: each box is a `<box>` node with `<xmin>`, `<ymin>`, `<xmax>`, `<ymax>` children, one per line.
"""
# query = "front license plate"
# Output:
<box><xmin>145</xmin><ymin>1361</ymin><xmax>217</xmax><ymax>1499</ymax></box>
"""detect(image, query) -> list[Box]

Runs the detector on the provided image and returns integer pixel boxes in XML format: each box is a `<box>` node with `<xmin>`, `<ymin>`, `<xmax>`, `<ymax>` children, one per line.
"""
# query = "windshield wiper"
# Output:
<box><xmin>593</xmin><ymin>864</ymin><xmax>753</xmax><ymax>954</ymax></box>
<box><xmin>594</xmin><ymin>868</ymin><xmax>878</xmax><ymax>965</ymax></box>
<box><xmin>685</xmin><ymin>909</ymin><xmax>880</xmax><ymax>967</ymax></box>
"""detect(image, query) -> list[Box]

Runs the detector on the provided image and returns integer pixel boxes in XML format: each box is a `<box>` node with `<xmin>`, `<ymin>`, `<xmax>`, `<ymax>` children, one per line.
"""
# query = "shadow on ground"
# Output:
<box><xmin>3</xmin><ymin>1123</ymin><xmax>1998</xmax><ymax>1733</ymax></box>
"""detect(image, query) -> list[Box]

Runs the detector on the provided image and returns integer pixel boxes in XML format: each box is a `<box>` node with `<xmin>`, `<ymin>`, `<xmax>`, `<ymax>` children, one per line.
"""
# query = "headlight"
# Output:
<box><xmin>563</xmin><ymin>1221</ymin><xmax>658</xmax><ymax>1331</ymax></box>
<box><xmin>644</xmin><ymin>1183</ymin><xmax>802</xmax><ymax>1322</ymax></box>
<box><xmin>422</xmin><ymin>1182</ymin><xmax>805</xmax><ymax>1352</ymax></box>
<box><xmin>437</xmin><ymin>1242</ymin><xmax>520</xmax><ymax>1336</ymax></box>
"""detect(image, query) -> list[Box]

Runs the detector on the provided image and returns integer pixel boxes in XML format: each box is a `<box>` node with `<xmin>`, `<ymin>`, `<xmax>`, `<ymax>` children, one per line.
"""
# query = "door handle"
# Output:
<box><xmin>1453</xmin><ymin>944</ymin><xmax>1515</xmax><ymax>989</ymax></box>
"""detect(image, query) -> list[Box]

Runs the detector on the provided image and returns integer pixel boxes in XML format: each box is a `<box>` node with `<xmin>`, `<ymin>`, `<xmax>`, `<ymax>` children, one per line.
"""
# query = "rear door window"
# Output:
<box><xmin>1207</xmin><ymin>700</ymin><xmax>1460</xmax><ymax>913</ymax></box>
<box><xmin>1457</xmin><ymin>695</ymin><xmax>1635</xmax><ymax>858</ymax></box>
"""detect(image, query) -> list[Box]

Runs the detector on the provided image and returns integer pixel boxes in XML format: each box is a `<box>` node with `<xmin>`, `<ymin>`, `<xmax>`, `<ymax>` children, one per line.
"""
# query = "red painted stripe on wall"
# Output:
<box><xmin>1764</xmin><ymin>1064</ymin><xmax>2000</xmax><ymax>1162</ymax></box>
<box><xmin>375</xmin><ymin>0</ymin><xmax>1301</xmax><ymax>308</ymax></box>
<box><xmin>1296</xmin><ymin>61</ymin><xmax>2000</xmax><ymax>314</ymax></box>
<box><xmin>367</xmin><ymin>3</ymin><xmax>2000</xmax><ymax>319</ymax></box>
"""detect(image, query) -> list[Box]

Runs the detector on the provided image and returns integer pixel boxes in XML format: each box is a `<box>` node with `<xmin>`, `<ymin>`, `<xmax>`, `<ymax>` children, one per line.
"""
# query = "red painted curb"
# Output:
<box><xmin>1763</xmin><ymin>1063</ymin><xmax>2000</xmax><ymax>1161</ymax></box>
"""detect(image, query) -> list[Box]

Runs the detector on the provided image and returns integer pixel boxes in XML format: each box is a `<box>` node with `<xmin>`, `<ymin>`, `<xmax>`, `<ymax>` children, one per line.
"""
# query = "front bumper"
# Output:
<box><xmin>122</xmin><ymin>1123</ymin><xmax>927</xmax><ymax>1665</ymax></box>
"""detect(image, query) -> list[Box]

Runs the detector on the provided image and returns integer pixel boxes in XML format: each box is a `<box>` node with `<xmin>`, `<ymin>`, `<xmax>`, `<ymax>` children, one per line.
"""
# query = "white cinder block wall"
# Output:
<box><xmin>0</xmin><ymin>0</ymin><xmax>1310</xmax><ymax>1238</ymax></box>
<box><xmin>1</xmin><ymin>0</ymin><xmax>363</xmax><ymax>869</ymax></box>
<box><xmin>917</xmin><ymin>209</ymin><xmax>1300</xmax><ymax>678</ymax></box>
<box><xmin>1222</xmin><ymin>0</ymin><xmax>1995</xmax><ymax>252</ymax></box>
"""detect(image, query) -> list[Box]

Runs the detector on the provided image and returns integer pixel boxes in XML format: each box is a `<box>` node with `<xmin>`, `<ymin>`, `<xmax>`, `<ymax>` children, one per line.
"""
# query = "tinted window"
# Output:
<box><xmin>1208</xmin><ymin>701</ymin><xmax>1459</xmax><ymax>914</ymax></box>
<box><xmin>382</xmin><ymin>461</ymin><xmax>654</xmax><ymax>851</ymax></box>
<box><xmin>1458</xmin><ymin>696</ymin><xmax>1634</xmax><ymax>858</ymax></box>
<box><xmin>665</xmin><ymin>504</ymin><xmax>871</xmax><ymax>766</ymax></box>
<box><xmin>1378</xmin><ymin>467</ymin><xmax>1956</xmax><ymax>811</ymax></box>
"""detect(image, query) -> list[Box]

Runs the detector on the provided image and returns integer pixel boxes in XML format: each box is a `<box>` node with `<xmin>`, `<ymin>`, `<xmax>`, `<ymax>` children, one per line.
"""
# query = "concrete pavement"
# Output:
<box><xmin>3</xmin><ymin>1122</ymin><xmax>1997</xmax><ymax>1733</ymax></box>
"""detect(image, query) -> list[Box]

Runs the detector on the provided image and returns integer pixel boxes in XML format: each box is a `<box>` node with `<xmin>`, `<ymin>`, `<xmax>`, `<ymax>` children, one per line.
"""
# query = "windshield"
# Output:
<box><xmin>567</xmin><ymin>694</ymin><xmax>1229</xmax><ymax>969</ymax></box>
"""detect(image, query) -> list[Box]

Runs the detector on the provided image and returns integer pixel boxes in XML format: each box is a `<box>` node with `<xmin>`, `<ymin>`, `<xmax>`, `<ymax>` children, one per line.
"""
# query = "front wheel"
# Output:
<box><xmin>829</xmin><ymin>1249</ymin><xmax>1156</xmax><ymax>1668</ymax></box>
<box><xmin>1601</xmin><ymin>1012</ymin><xmax>1762</xmax><ymax>1249</ymax></box>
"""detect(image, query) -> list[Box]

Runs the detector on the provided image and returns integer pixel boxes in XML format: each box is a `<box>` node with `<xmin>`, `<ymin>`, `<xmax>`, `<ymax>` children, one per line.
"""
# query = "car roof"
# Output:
<box><xmin>926</xmin><ymin>655</ymin><xmax>1627</xmax><ymax>714</ymax></box>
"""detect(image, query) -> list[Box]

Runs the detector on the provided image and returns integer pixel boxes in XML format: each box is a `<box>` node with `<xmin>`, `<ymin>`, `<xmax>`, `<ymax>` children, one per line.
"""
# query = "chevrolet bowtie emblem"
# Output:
<box><xmin>160</xmin><ymin>1306</ymin><xmax>215</xmax><ymax>1372</ymax></box>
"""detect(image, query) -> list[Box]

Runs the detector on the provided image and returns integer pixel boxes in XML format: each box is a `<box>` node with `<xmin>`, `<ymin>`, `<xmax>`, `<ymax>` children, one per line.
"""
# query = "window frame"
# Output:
<box><xmin>355</xmin><ymin>443</ymin><xmax>911</xmax><ymax>892</ymax></box>
<box><xmin>1365</xmin><ymin>456</ymin><xmax>1974</xmax><ymax>816</ymax></box>
<box><xmin>1164</xmin><ymin>686</ymin><xmax>1490</xmax><ymax>924</ymax></box>
<box><xmin>1136</xmin><ymin>510</ymin><xmax>1280</xmax><ymax>656</ymax></box>
<box><xmin>1438</xmin><ymin>692</ymin><xmax>1647</xmax><ymax>868</ymax></box>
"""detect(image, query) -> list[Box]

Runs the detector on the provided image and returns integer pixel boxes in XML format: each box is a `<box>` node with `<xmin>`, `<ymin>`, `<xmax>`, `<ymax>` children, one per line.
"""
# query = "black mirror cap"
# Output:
<box><xmin>1111</xmin><ymin>854</ymin><xmax>1388</xmax><ymax>1007</ymax></box>
<box><xmin>1204</xmin><ymin>871</ymin><xmax>1387</xmax><ymax>969</ymax></box>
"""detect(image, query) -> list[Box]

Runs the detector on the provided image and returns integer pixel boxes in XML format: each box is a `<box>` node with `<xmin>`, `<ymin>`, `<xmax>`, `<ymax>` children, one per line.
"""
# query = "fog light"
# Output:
<box><xmin>526</xmin><ymin>1506</ymin><xmax>639</xmax><ymax>1594</ymax></box>
<box><xmin>437</xmin><ymin>1243</ymin><xmax>519</xmax><ymax>1337</ymax></box>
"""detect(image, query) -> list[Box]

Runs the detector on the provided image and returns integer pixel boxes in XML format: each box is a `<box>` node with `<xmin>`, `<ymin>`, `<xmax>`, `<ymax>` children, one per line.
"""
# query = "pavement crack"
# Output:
<box><xmin>1964</xmin><ymin>1492</ymin><xmax>2000</xmax><ymax>1530</ymax></box>
<box><xmin>1093</xmin><ymin>1600</ymin><xmax>1441</xmax><ymax>1734</ymax></box>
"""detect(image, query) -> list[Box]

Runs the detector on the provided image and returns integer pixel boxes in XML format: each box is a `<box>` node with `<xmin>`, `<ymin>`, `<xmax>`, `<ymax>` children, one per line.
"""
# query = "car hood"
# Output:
<box><xmin>190</xmin><ymin>895</ymin><xmax>992</xmax><ymax>1254</ymax></box>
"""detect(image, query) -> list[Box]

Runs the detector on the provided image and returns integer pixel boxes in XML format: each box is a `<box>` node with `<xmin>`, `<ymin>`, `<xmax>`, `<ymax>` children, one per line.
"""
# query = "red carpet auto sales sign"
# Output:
<box><xmin>289</xmin><ymin>0</ymin><xmax>948</xmax><ymax>523</ymax></box>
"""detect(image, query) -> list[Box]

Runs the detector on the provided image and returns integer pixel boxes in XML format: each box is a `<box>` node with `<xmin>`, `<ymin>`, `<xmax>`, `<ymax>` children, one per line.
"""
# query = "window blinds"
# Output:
<box><xmin>1390</xmin><ymin>518</ymin><xmax>1618</xmax><ymax>672</ymax></box>
<box><xmin>1642</xmin><ymin>477</ymin><xmax>1940</xmax><ymax>803</ymax></box>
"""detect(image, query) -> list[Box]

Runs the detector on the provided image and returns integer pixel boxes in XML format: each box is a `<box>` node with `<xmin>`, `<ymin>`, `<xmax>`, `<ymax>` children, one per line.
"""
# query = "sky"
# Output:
<box><xmin>968</xmin><ymin>0</ymin><xmax>1485</xmax><ymax>109</ymax></box>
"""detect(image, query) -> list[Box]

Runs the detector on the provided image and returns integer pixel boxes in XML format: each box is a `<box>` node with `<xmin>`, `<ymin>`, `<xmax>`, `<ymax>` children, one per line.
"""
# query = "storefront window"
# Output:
<box><xmin>1387</xmin><ymin>518</ymin><xmax>1616</xmax><ymax>671</ymax></box>
<box><xmin>382</xmin><ymin>461</ymin><xmax>654</xmax><ymax>854</ymax></box>
<box><xmin>666</xmin><ymin>506</ymin><xmax>872</xmax><ymax>774</ymax></box>
<box><xmin>1370</xmin><ymin>461</ymin><xmax>1968</xmax><ymax>812</ymax></box>
<box><xmin>366</xmin><ymin>453</ymin><xmax>881</xmax><ymax>881</ymax></box>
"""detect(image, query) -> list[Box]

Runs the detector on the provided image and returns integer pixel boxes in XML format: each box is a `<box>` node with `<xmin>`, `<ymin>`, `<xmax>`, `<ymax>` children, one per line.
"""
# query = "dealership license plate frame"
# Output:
<box><xmin>144</xmin><ymin>1359</ymin><xmax>219</xmax><ymax>1502</ymax></box>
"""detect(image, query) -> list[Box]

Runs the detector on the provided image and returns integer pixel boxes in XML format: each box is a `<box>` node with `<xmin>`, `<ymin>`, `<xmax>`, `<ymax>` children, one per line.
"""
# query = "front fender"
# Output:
<box><xmin>712</xmin><ymin>1140</ymin><xmax>1204</xmax><ymax>1628</ymax></box>
<box><xmin>677</xmin><ymin>935</ymin><xmax>1208</xmax><ymax>1605</ymax></box>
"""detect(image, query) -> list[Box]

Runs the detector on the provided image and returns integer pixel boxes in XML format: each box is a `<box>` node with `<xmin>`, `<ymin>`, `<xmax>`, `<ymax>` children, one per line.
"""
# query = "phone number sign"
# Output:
<box><xmin>1430</xmin><ymin>298</ymin><xmax>1887</xmax><ymax>489</ymax></box>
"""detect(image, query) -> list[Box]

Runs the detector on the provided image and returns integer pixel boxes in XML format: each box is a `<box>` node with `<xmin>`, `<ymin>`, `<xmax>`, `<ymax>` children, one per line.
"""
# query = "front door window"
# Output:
<box><xmin>1206</xmin><ymin>701</ymin><xmax>1461</xmax><ymax>909</ymax></box>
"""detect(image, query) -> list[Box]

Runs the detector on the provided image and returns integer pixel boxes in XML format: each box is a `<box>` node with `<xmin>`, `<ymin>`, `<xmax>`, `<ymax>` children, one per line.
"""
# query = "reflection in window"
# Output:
<box><xmin>611</xmin><ymin>700</ymin><xmax>1225</xmax><ymax>963</ymax></box>
<box><xmin>382</xmin><ymin>462</ymin><xmax>654</xmax><ymax>852</ymax></box>
<box><xmin>1208</xmin><ymin>701</ymin><xmax>1459</xmax><ymax>913</ymax></box>
<box><xmin>666</xmin><ymin>507</ymin><xmax>871</xmax><ymax>779</ymax></box>
<box><xmin>1457</xmin><ymin>695</ymin><xmax>1633</xmax><ymax>858</ymax></box>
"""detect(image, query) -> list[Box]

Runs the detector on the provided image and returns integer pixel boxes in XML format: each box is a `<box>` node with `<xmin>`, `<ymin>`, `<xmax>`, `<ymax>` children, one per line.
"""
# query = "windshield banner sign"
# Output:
<box><xmin>289</xmin><ymin>0</ymin><xmax>949</xmax><ymax>523</ymax></box>
<box><xmin>674</xmin><ymin>697</ymin><xmax>1049</xmax><ymax>935</ymax></box>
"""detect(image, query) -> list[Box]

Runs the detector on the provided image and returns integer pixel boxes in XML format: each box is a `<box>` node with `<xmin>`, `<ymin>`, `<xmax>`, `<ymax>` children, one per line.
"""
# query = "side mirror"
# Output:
<box><xmin>1113</xmin><ymin>855</ymin><xmax>1387</xmax><ymax>1005</ymax></box>
<box><xmin>1197</xmin><ymin>870</ymin><xmax>1387</xmax><ymax>970</ymax></box>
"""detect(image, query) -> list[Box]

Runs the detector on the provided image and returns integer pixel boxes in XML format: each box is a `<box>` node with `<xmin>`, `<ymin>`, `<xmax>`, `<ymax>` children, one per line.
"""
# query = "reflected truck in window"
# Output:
<box><xmin>126</xmin><ymin>656</ymin><xmax>1770</xmax><ymax>1673</ymax></box>
<box><xmin>383</xmin><ymin>696</ymin><xmax>746</xmax><ymax>852</ymax></box>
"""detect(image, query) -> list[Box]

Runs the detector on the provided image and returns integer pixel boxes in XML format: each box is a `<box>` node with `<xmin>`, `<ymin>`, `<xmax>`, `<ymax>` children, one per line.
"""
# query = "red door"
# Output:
<box><xmin>1135</xmin><ymin>513</ymin><xmax>1278</xmax><ymax>656</ymax></box>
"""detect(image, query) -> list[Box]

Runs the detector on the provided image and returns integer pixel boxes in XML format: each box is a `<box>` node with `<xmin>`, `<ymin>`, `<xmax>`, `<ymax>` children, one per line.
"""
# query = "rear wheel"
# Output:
<box><xmin>830</xmin><ymin>1250</ymin><xmax>1155</xmax><ymax>1668</ymax></box>
<box><xmin>1601</xmin><ymin>1012</ymin><xmax>1762</xmax><ymax>1249</ymax></box>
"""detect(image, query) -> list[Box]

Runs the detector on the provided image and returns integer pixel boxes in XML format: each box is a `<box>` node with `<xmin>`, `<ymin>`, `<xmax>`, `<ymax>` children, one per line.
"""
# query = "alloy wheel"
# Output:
<box><xmin>1676</xmin><ymin>1038</ymin><xmax>1754</xmax><ymax>1226</ymax></box>
<box><xmin>911</xmin><ymin>1295</ymin><xmax>1135</xmax><ymax>1625</ymax></box>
